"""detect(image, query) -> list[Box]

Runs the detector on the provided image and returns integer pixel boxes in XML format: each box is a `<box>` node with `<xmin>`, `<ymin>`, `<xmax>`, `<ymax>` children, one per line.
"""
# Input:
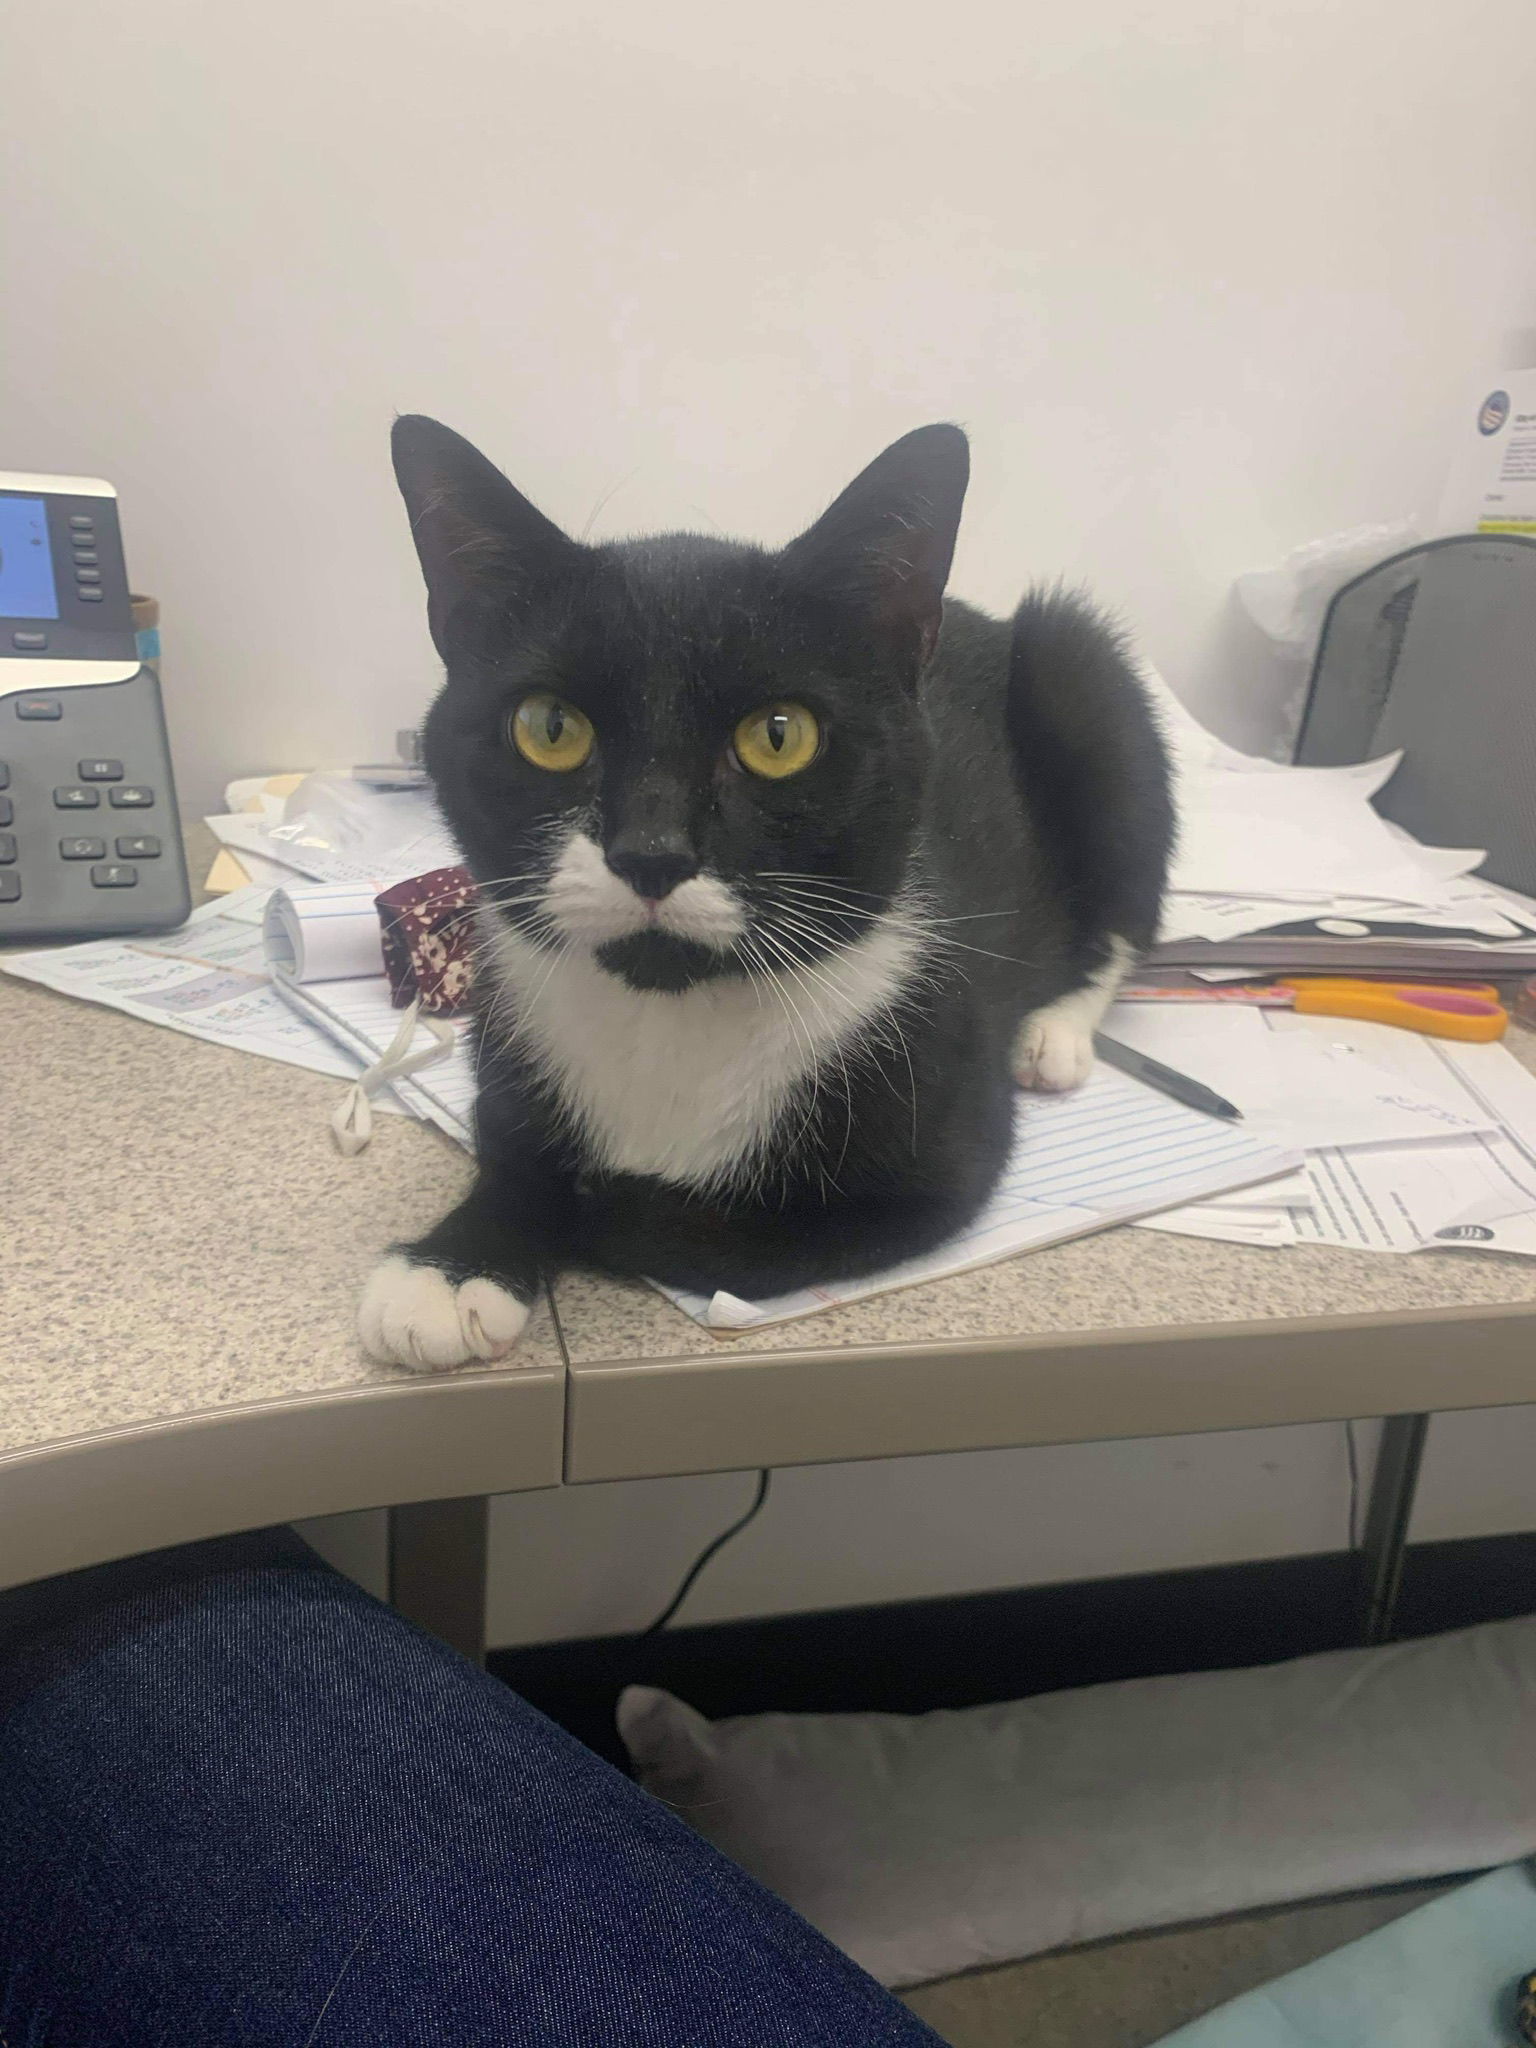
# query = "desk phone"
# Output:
<box><xmin>0</xmin><ymin>472</ymin><xmax>191</xmax><ymax>939</ymax></box>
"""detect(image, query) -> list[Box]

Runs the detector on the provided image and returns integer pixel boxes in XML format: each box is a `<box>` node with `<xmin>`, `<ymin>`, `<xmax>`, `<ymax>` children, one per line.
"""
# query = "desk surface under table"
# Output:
<box><xmin>6</xmin><ymin>901</ymin><xmax>1536</xmax><ymax>1588</ymax></box>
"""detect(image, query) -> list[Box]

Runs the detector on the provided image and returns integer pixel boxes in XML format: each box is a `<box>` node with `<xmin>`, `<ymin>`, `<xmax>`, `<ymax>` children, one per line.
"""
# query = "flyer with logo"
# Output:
<box><xmin>1436</xmin><ymin>367</ymin><xmax>1536</xmax><ymax>535</ymax></box>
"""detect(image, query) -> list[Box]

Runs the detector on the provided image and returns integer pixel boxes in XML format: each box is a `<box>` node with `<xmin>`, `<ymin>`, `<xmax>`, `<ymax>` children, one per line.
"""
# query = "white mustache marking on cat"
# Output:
<box><xmin>541</xmin><ymin>829</ymin><xmax>746</xmax><ymax>949</ymax></box>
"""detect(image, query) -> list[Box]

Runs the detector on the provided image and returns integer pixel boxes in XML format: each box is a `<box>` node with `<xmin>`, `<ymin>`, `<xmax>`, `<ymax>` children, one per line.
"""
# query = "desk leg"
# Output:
<box><xmin>388</xmin><ymin>1495</ymin><xmax>489</xmax><ymax>1667</ymax></box>
<box><xmin>1360</xmin><ymin>1413</ymin><xmax>1429</xmax><ymax>1648</ymax></box>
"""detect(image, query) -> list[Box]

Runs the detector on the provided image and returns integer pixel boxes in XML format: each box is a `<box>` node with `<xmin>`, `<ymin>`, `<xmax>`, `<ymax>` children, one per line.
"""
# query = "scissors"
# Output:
<box><xmin>1278</xmin><ymin>978</ymin><xmax>1509</xmax><ymax>1042</ymax></box>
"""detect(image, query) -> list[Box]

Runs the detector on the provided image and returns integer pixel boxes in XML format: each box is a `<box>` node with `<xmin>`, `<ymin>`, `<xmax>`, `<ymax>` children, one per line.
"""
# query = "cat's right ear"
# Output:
<box><xmin>780</xmin><ymin>424</ymin><xmax>970</xmax><ymax>669</ymax></box>
<box><xmin>391</xmin><ymin>415</ymin><xmax>578</xmax><ymax>659</ymax></box>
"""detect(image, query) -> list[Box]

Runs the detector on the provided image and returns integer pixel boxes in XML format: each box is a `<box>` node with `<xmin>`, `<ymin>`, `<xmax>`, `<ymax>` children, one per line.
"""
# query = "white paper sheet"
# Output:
<box><xmin>1135</xmin><ymin>1206</ymin><xmax>1298</xmax><ymax>1248</ymax></box>
<box><xmin>207</xmin><ymin>812</ymin><xmax>394</xmax><ymax>887</ymax></box>
<box><xmin>1166</xmin><ymin>754</ymin><xmax>1485</xmax><ymax>904</ymax></box>
<box><xmin>1134</xmin><ymin>1161</ymin><xmax>1315</xmax><ymax>1247</ymax></box>
<box><xmin>1204</xmin><ymin>1168</ymin><xmax>1314</xmax><ymax>1209</ymax></box>
<box><xmin>1102</xmin><ymin>1003</ymin><xmax>1499</xmax><ymax>1154</ymax></box>
<box><xmin>1157</xmin><ymin>880</ymin><xmax>1536</xmax><ymax>947</ymax></box>
<box><xmin>1269</xmin><ymin>1017</ymin><xmax>1536</xmax><ymax>1255</ymax></box>
<box><xmin>1126</xmin><ymin>666</ymin><xmax>1535</xmax><ymax>960</ymax></box>
<box><xmin>1436</xmin><ymin>366</ymin><xmax>1536</xmax><ymax>536</ymax></box>
<box><xmin>1297</xmin><ymin>1131</ymin><xmax>1536</xmax><ymax>1254</ymax></box>
<box><xmin>0</xmin><ymin>889</ymin><xmax>401</xmax><ymax>1097</ymax></box>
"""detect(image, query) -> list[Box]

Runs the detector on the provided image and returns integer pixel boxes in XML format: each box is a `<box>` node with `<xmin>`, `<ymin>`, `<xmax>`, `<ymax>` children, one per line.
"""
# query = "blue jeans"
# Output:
<box><xmin>0</xmin><ymin>1529</ymin><xmax>941</xmax><ymax>2047</ymax></box>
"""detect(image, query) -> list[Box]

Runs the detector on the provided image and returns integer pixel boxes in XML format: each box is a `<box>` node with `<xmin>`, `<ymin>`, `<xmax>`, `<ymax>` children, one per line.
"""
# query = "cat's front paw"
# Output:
<box><xmin>358</xmin><ymin>1255</ymin><xmax>530</xmax><ymax>1371</ymax></box>
<box><xmin>1012</xmin><ymin>1011</ymin><xmax>1095</xmax><ymax>1093</ymax></box>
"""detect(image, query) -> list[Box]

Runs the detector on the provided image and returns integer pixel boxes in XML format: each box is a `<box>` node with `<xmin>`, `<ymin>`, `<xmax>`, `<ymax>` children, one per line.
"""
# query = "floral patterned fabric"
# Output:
<box><xmin>375</xmin><ymin>865</ymin><xmax>478</xmax><ymax>1014</ymax></box>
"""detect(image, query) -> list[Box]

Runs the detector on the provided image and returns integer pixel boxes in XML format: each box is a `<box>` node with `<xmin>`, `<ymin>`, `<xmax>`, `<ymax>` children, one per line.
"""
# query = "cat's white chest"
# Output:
<box><xmin>480</xmin><ymin>920</ymin><xmax>920</xmax><ymax>1191</ymax></box>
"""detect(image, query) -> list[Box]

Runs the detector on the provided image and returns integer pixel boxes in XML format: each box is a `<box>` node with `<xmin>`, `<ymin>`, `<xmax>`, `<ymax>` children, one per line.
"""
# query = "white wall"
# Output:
<box><xmin>482</xmin><ymin>1427</ymin><xmax>1374</xmax><ymax>1645</ymax></box>
<box><xmin>8</xmin><ymin>0</ymin><xmax>1536</xmax><ymax>809</ymax></box>
<box><xmin>15</xmin><ymin>0</ymin><xmax>1536</xmax><ymax>1640</ymax></box>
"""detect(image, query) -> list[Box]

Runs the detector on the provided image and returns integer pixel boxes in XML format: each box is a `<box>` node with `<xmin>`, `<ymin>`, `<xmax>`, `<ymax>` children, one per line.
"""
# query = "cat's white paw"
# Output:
<box><xmin>1014</xmin><ymin>946</ymin><xmax>1133</xmax><ymax>1093</ymax></box>
<box><xmin>358</xmin><ymin>1255</ymin><xmax>530</xmax><ymax>1371</ymax></box>
<box><xmin>1012</xmin><ymin>1011</ymin><xmax>1096</xmax><ymax>1093</ymax></box>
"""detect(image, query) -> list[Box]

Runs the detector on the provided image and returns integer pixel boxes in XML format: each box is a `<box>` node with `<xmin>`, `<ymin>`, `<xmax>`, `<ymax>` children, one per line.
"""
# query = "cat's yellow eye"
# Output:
<box><xmin>733</xmin><ymin>702</ymin><xmax>821</xmax><ymax>780</ymax></box>
<box><xmin>509</xmin><ymin>692</ymin><xmax>595</xmax><ymax>772</ymax></box>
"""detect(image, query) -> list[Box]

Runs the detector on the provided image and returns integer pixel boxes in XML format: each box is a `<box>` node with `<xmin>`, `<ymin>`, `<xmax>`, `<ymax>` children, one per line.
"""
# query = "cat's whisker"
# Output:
<box><xmin>753</xmin><ymin>897</ymin><xmax>962</xmax><ymax>991</ymax></box>
<box><xmin>475</xmin><ymin>945</ymin><xmax>528</xmax><ymax>1076</ymax></box>
<box><xmin>749</xmin><ymin>922</ymin><xmax>862</xmax><ymax>1183</ymax></box>
<box><xmin>747</xmin><ymin>928</ymin><xmax>838</xmax><ymax>1173</ymax></box>
<box><xmin>761</xmin><ymin>883</ymin><xmax>1018</xmax><ymax>927</ymax></box>
<box><xmin>728</xmin><ymin>944</ymin><xmax>783</xmax><ymax>1197</ymax></box>
<box><xmin>481</xmin><ymin>926</ymin><xmax>570</xmax><ymax>1071</ymax></box>
<box><xmin>736</xmin><ymin>931</ymin><xmax>824</xmax><ymax>1177</ymax></box>
<box><xmin>434</xmin><ymin>896</ymin><xmax>545</xmax><ymax>943</ymax></box>
<box><xmin>736</xmin><ymin>932</ymin><xmax>822</xmax><ymax>1179</ymax></box>
<box><xmin>762</xmin><ymin>886</ymin><xmax>1041</xmax><ymax>973</ymax></box>
<box><xmin>755</xmin><ymin>913</ymin><xmax>925</xmax><ymax>1155</ymax></box>
<box><xmin>757</xmin><ymin>870</ymin><xmax>1022</xmax><ymax>932</ymax></box>
<box><xmin>754</xmin><ymin>871</ymin><xmax>888</xmax><ymax>895</ymax></box>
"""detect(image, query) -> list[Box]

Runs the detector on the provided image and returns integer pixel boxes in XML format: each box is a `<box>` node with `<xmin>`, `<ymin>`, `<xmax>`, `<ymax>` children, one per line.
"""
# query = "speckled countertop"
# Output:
<box><xmin>1</xmin><ymin>899</ymin><xmax>561</xmax><ymax>1461</ymax></box>
<box><xmin>550</xmin><ymin>1223</ymin><xmax>1536</xmax><ymax>1366</ymax></box>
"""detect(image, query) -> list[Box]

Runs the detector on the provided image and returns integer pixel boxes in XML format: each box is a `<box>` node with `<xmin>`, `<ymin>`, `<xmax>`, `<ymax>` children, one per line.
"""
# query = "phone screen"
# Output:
<box><xmin>0</xmin><ymin>496</ymin><xmax>60</xmax><ymax>620</ymax></box>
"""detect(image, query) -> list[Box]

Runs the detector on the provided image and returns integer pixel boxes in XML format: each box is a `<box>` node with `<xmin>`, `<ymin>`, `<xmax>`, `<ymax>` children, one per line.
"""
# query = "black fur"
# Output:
<box><xmin>388</xmin><ymin>416</ymin><xmax>1172</xmax><ymax>1304</ymax></box>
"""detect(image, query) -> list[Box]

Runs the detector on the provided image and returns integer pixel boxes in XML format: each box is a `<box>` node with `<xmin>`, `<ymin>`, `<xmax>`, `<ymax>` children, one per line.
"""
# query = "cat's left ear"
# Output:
<box><xmin>779</xmin><ymin>424</ymin><xmax>969</xmax><ymax>667</ymax></box>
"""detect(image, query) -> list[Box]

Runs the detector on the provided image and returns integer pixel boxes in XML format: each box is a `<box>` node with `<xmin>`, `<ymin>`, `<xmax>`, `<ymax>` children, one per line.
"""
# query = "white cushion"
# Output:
<box><xmin>619</xmin><ymin>1617</ymin><xmax>1536</xmax><ymax>1989</ymax></box>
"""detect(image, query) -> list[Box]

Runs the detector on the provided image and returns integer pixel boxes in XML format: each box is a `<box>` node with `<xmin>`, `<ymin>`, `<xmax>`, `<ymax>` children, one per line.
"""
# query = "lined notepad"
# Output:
<box><xmin>658</xmin><ymin>1071</ymin><xmax>1302</xmax><ymax>1330</ymax></box>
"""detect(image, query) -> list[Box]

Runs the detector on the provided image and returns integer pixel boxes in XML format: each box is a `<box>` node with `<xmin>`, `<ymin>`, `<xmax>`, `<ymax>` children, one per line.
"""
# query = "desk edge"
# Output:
<box><xmin>0</xmin><ymin>1366</ymin><xmax>565</xmax><ymax>1593</ymax></box>
<box><xmin>566</xmin><ymin>1298</ymin><xmax>1536</xmax><ymax>1479</ymax></box>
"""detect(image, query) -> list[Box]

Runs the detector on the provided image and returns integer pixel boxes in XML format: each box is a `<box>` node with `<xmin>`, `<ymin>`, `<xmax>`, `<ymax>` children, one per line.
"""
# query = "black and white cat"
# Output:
<box><xmin>360</xmin><ymin>417</ymin><xmax>1173</xmax><ymax>1368</ymax></box>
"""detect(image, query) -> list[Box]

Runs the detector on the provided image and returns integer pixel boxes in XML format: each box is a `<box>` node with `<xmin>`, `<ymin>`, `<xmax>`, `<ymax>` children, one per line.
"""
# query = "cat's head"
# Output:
<box><xmin>392</xmin><ymin>416</ymin><xmax>968</xmax><ymax>993</ymax></box>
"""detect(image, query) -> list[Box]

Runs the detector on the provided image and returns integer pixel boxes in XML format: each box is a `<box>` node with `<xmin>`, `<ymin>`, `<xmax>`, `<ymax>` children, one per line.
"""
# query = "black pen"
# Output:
<box><xmin>1092</xmin><ymin>1032</ymin><xmax>1243</xmax><ymax>1120</ymax></box>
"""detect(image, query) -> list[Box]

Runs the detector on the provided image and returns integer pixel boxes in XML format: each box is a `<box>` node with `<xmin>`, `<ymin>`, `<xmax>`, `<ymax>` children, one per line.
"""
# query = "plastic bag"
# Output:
<box><xmin>260</xmin><ymin>770</ymin><xmax>459</xmax><ymax>883</ymax></box>
<box><xmin>1235</xmin><ymin>520</ymin><xmax>1421</xmax><ymax>757</ymax></box>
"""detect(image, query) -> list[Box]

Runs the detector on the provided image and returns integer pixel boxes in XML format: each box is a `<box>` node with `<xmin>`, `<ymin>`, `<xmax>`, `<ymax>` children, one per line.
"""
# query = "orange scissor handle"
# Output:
<box><xmin>1280</xmin><ymin>978</ymin><xmax>1508</xmax><ymax>1042</ymax></box>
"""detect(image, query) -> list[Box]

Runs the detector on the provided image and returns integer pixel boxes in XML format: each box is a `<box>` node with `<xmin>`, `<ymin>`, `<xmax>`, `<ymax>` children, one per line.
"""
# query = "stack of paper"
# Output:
<box><xmin>1106</xmin><ymin>1001</ymin><xmax>1536</xmax><ymax>1258</ymax></box>
<box><xmin>1142</xmin><ymin>670</ymin><xmax>1536</xmax><ymax>971</ymax></box>
<box><xmin>206</xmin><ymin>771</ymin><xmax>458</xmax><ymax>890</ymax></box>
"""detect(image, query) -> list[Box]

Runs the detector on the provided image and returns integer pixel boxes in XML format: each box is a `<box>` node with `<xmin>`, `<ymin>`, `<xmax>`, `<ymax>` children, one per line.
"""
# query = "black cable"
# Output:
<box><xmin>641</xmin><ymin>1470</ymin><xmax>773</xmax><ymax>1635</ymax></box>
<box><xmin>1344</xmin><ymin>1420</ymin><xmax>1361</xmax><ymax>1550</ymax></box>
